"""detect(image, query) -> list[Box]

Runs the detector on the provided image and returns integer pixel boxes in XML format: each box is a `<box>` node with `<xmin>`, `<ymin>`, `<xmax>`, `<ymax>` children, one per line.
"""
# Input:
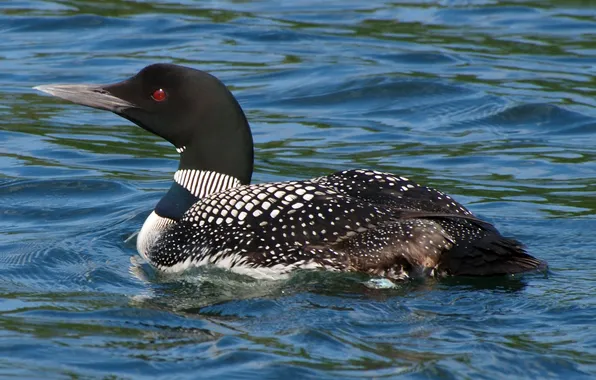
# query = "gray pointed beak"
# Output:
<box><xmin>34</xmin><ymin>84</ymin><xmax>136</xmax><ymax>112</ymax></box>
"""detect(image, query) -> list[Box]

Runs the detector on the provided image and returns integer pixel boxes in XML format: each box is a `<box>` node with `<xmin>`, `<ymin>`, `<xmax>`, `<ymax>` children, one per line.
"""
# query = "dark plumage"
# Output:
<box><xmin>34</xmin><ymin>63</ymin><xmax>545</xmax><ymax>280</ymax></box>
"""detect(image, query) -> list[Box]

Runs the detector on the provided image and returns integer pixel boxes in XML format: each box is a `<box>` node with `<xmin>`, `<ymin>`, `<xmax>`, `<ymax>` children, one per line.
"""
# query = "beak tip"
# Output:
<box><xmin>33</xmin><ymin>85</ymin><xmax>51</xmax><ymax>94</ymax></box>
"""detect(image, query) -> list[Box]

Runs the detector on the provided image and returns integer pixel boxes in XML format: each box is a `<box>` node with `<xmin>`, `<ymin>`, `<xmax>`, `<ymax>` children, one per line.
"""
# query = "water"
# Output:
<box><xmin>1</xmin><ymin>0</ymin><xmax>596</xmax><ymax>378</ymax></box>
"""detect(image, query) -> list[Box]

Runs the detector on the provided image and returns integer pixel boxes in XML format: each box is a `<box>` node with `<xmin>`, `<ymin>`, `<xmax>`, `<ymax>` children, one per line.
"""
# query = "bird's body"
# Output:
<box><xmin>35</xmin><ymin>63</ymin><xmax>545</xmax><ymax>280</ymax></box>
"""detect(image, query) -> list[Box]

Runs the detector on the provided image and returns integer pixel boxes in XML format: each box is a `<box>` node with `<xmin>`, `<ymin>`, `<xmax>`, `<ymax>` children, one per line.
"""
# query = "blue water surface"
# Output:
<box><xmin>1</xmin><ymin>0</ymin><xmax>596</xmax><ymax>378</ymax></box>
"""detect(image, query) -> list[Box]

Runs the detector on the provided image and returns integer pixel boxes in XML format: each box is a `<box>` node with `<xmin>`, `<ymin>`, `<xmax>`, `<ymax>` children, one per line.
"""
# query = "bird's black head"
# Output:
<box><xmin>35</xmin><ymin>63</ymin><xmax>254</xmax><ymax>184</ymax></box>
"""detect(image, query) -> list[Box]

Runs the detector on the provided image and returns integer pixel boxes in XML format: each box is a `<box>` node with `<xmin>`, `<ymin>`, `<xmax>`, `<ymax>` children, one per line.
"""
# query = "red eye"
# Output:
<box><xmin>151</xmin><ymin>88</ymin><xmax>166</xmax><ymax>102</ymax></box>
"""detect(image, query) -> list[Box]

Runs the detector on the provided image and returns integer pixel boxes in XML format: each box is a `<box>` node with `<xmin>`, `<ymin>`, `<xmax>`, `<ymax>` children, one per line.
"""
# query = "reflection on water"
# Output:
<box><xmin>1</xmin><ymin>0</ymin><xmax>596</xmax><ymax>378</ymax></box>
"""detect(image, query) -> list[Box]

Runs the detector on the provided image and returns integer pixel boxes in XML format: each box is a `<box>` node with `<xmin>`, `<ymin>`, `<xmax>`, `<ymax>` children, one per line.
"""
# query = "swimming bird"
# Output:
<box><xmin>34</xmin><ymin>63</ymin><xmax>544</xmax><ymax>280</ymax></box>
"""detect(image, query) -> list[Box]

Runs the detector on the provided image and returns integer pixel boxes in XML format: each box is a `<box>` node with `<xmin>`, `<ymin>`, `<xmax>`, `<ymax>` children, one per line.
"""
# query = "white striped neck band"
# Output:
<box><xmin>174</xmin><ymin>169</ymin><xmax>241</xmax><ymax>198</ymax></box>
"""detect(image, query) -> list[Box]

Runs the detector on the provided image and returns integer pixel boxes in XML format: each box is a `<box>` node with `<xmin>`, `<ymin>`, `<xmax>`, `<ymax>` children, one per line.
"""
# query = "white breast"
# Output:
<box><xmin>136</xmin><ymin>211</ymin><xmax>175</xmax><ymax>262</ymax></box>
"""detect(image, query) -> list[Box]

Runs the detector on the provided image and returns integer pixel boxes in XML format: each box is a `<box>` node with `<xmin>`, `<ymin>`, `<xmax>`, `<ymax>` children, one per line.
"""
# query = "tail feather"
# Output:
<box><xmin>440</xmin><ymin>236</ymin><xmax>546</xmax><ymax>276</ymax></box>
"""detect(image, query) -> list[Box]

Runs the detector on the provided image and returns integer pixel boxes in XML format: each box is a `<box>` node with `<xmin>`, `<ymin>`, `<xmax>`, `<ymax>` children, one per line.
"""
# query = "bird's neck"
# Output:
<box><xmin>177</xmin><ymin>90</ymin><xmax>254</xmax><ymax>186</ymax></box>
<box><xmin>178</xmin><ymin>140</ymin><xmax>252</xmax><ymax>185</ymax></box>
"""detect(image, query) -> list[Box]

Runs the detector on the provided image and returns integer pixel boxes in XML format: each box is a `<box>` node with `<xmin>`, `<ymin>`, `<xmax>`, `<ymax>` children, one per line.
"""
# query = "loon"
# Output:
<box><xmin>34</xmin><ymin>63</ymin><xmax>544</xmax><ymax>280</ymax></box>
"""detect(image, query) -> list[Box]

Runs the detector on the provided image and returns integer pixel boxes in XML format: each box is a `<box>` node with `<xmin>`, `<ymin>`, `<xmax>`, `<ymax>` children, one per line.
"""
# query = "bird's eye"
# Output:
<box><xmin>151</xmin><ymin>88</ymin><xmax>167</xmax><ymax>102</ymax></box>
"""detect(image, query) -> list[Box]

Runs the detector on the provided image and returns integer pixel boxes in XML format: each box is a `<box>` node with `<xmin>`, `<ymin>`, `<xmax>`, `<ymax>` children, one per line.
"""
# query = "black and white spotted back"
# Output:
<box><xmin>139</xmin><ymin>169</ymin><xmax>539</xmax><ymax>280</ymax></box>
